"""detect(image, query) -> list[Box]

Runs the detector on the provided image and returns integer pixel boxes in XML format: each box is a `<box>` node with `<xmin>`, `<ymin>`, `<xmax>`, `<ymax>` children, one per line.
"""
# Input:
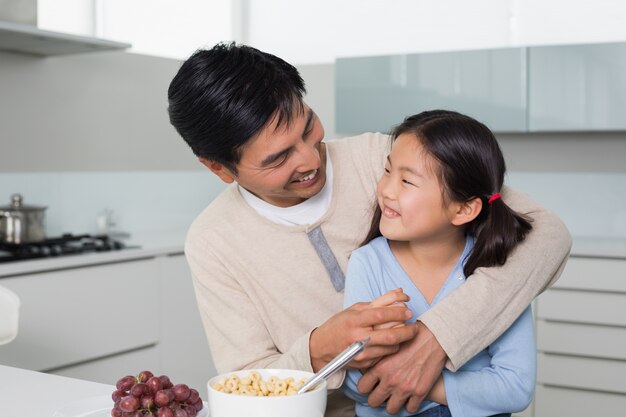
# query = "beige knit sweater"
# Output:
<box><xmin>185</xmin><ymin>132</ymin><xmax>572</xmax><ymax>417</ymax></box>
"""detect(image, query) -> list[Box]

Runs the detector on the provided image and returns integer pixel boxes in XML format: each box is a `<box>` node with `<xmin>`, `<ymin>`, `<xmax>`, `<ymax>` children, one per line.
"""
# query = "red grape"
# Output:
<box><xmin>118</xmin><ymin>395</ymin><xmax>140</xmax><ymax>413</ymax></box>
<box><xmin>159</xmin><ymin>375</ymin><xmax>173</xmax><ymax>389</ymax></box>
<box><xmin>188</xmin><ymin>389</ymin><xmax>199</xmax><ymax>404</ymax></box>
<box><xmin>156</xmin><ymin>407</ymin><xmax>174</xmax><ymax>417</ymax></box>
<box><xmin>116</xmin><ymin>375</ymin><xmax>136</xmax><ymax>391</ymax></box>
<box><xmin>111</xmin><ymin>389</ymin><xmax>126</xmax><ymax>402</ymax></box>
<box><xmin>111</xmin><ymin>371</ymin><xmax>203</xmax><ymax>417</ymax></box>
<box><xmin>174</xmin><ymin>408</ymin><xmax>188</xmax><ymax>417</ymax></box>
<box><xmin>155</xmin><ymin>389</ymin><xmax>174</xmax><ymax>407</ymax></box>
<box><xmin>140</xmin><ymin>395</ymin><xmax>155</xmax><ymax>409</ymax></box>
<box><xmin>138</xmin><ymin>370</ymin><xmax>154</xmax><ymax>382</ymax></box>
<box><xmin>130</xmin><ymin>382</ymin><xmax>149</xmax><ymax>398</ymax></box>
<box><xmin>147</xmin><ymin>376</ymin><xmax>163</xmax><ymax>394</ymax></box>
<box><xmin>172</xmin><ymin>384</ymin><xmax>191</xmax><ymax>402</ymax></box>
<box><xmin>193</xmin><ymin>399</ymin><xmax>203</xmax><ymax>412</ymax></box>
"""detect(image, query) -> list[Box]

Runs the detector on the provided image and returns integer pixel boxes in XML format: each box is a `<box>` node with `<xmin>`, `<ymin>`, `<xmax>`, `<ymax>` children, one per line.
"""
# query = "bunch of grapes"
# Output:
<box><xmin>111</xmin><ymin>370</ymin><xmax>204</xmax><ymax>417</ymax></box>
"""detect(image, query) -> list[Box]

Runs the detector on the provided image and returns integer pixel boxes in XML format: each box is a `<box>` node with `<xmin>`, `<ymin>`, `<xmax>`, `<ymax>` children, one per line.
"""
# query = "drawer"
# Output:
<box><xmin>537</xmin><ymin>320</ymin><xmax>626</xmax><ymax>360</ymax></box>
<box><xmin>49</xmin><ymin>344</ymin><xmax>160</xmax><ymax>385</ymax></box>
<box><xmin>555</xmin><ymin>257</ymin><xmax>626</xmax><ymax>292</ymax></box>
<box><xmin>0</xmin><ymin>259</ymin><xmax>159</xmax><ymax>371</ymax></box>
<box><xmin>537</xmin><ymin>353</ymin><xmax>626</xmax><ymax>394</ymax></box>
<box><xmin>535</xmin><ymin>385</ymin><xmax>626</xmax><ymax>417</ymax></box>
<box><xmin>536</xmin><ymin>289</ymin><xmax>626</xmax><ymax>326</ymax></box>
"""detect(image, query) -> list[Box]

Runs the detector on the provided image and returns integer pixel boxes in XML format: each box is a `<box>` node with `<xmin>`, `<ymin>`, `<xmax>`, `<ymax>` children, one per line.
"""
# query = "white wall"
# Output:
<box><xmin>247</xmin><ymin>0</ymin><xmax>626</xmax><ymax>64</ymax></box>
<box><xmin>96</xmin><ymin>0</ymin><xmax>234</xmax><ymax>59</ymax></box>
<box><xmin>0</xmin><ymin>50</ymin><xmax>218</xmax><ymax>237</ymax></box>
<box><xmin>3</xmin><ymin>2</ymin><xmax>626</xmax><ymax>239</ymax></box>
<box><xmin>0</xmin><ymin>51</ymin><xmax>195</xmax><ymax>172</ymax></box>
<box><xmin>37</xmin><ymin>0</ymin><xmax>95</xmax><ymax>36</ymax></box>
<box><xmin>34</xmin><ymin>1</ymin><xmax>626</xmax><ymax>63</ymax></box>
<box><xmin>0</xmin><ymin>171</ymin><xmax>226</xmax><ymax>237</ymax></box>
<box><xmin>37</xmin><ymin>0</ymin><xmax>237</xmax><ymax>60</ymax></box>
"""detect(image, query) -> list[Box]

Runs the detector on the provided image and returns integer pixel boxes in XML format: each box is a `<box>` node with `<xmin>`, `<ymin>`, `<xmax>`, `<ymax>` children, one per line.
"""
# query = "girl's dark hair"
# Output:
<box><xmin>362</xmin><ymin>110</ymin><xmax>532</xmax><ymax>277</ymax></box>
<box><xmin>167</xmin><ymin>42</ymin><xmax>306</xmax><ymax>174</ymax></box>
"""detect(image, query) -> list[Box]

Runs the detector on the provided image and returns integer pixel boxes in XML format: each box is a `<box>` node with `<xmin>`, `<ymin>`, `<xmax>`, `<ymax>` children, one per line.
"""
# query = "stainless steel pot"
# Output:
<box><xmin>0</xmin><ymin>194</ymin><xmax>47</xmax><ymax>244</ymax></box>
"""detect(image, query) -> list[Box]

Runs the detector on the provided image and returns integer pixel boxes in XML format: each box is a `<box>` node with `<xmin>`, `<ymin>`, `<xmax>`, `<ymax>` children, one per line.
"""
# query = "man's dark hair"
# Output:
<box><xmin>167</xmin><ymin>42</ymin><xmax>306</xmax><ymax>173</ymax></box>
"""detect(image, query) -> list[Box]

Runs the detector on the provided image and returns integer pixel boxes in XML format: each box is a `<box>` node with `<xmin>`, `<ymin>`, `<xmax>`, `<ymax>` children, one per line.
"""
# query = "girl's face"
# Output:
<box><xmin>377</xmin><ymin>133</ymin><xmax>460</xmax><ymax>243</ymax></box>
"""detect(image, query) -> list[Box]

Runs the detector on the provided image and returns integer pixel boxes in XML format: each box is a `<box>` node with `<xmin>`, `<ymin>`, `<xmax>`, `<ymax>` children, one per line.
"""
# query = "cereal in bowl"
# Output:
<box><xmin>211</xmin><ymin>371</ymin><xmax>306</xmax><ymax>396</ymax></box>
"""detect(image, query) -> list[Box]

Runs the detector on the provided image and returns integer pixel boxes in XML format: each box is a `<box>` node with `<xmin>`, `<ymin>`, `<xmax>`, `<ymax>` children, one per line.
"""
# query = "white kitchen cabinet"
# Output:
<box><xmin>535</xmin><ymin>385</ymin><xmax>626</xmax><ymax>416</ymax></box>
<box><xmin>0</xmin><ymin>259</ymin><xmax>160</xmax><ymax>372</ymax></box>
<box><xmin>534</xmin><ymin>255</ymin><xmax>626</xmax><ymax>416</ymax></box>
<box><xmin>336</xmin><ymin>41</ymin><xmax>626</xmax><ymax>135</ymax></box>
<box><xmin>157</xmin><ymin>254</ymin><xmax>217</xmax><ymax>392</ymax></box>
<box><xmin>537</xmin><ymin>289</ymin><xmax>626</xmax><ymax>326</ymax></box>
<box><xmin>336</xmin><ymin>47</ymin><xmax>527</xmax><ymax>134</ymax></box>
<box><xmin>49</xmin><ymin>345</ymin><xmax>159</xmax><ymax>385</ymax></box>
<box><xmin>0</xmin><ymin>20</ymin><xmax>131</xmax><ymax>56</ymax></box>
<box><xmin>0</xmin><ymin>249</ymin><xmax>217</xmax><ymax>396</ymax></box>
<box><xmin>528</xmin><ymin>42</ymin><xmax>626</xmax><ymax>131</ymax></box>
<box><xmin>537</xmin><ymin>320</ymin><xmax>626</xmax><ymax>360</ymax></box>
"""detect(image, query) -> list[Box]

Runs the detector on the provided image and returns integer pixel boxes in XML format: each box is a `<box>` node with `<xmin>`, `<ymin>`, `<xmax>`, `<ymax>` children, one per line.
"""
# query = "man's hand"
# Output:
<box><xmin>357</xmin><ymin>322</ymin><xmax>447</xmax><ymax>414</ymax></box>
<box><xmin>310</xmin><ymin>290</ymin><xmax>417</xmax><ymax>372</ymax></box>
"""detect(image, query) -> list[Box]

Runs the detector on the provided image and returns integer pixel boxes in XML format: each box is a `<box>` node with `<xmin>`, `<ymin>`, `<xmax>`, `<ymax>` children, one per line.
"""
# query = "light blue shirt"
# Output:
<box><xmin>342</xmin><ymin>236</ymin><xmax>536</xmax><ymax>417</ymax></box>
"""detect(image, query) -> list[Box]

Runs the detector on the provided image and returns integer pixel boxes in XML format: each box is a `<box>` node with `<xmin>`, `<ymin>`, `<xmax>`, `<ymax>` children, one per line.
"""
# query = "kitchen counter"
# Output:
<box><xmin>2</xmin><ymin>232</ymin><xmax>626</xmax><ymax>278</ymax></box>
<box><xmin>0</xmin><ymin>230</ymin><xmax>186</xmax><ymax>278</ymax></box>
<box><xmin>0</xmin><ymin>228</ymin><xmax>216</xmax><ymax>393</ymax></box>
<box><xmin>0</xmin><ymin>364</ymin><xmax>114</xmax><ymax>417</ymax></box>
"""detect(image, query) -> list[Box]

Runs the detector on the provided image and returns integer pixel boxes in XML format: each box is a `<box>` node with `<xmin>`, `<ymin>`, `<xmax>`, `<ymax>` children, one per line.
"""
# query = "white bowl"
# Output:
<box><xmin>207</xmin><ymin>369</ymin><xmax>326</xmax><ymax>417</ymax></box>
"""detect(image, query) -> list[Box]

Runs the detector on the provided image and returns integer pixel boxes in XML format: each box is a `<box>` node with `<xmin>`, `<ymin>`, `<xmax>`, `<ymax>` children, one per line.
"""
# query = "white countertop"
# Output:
<box><xmin>2</xmin><ymin>230</ymin><xmax>625</xmax><ymax>279</ymax></box>
<box><xmin>0</xmin><ymin>365</ymin><xmax>113</xmax><ymax>417</ymax></box>
<box><xmin>0</xmin><ymin>230</ymin><xmax>186</xmax><ymax>278</ymax></box>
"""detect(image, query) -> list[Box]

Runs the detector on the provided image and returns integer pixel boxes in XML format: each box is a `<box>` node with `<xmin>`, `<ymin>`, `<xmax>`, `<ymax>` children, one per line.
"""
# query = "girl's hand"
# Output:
<box><xmin>370</xmin><ymin>288</ymin><xmax>411</xmax><ymax>330</ymax></box>
<box><xmin>309</xmin><ymin>301</ymin><xmax>416</xmax><ymax>372</ymax></box>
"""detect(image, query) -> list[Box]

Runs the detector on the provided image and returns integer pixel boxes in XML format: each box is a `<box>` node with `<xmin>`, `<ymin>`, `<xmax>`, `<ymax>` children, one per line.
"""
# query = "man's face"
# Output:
<box><xmin>209</xmin><ymin>104</ymin><xmax>327</xmax><ymax>208</ymax></box>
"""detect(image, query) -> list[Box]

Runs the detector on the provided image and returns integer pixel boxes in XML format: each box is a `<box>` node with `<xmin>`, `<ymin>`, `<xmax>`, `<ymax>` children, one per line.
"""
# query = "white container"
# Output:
<box><xmin>0</xmin><ymin>285</ymin><xmax>20</xmax><ymax>345</ymax></box>
<box><xmin>207</xmin><ymin>369</ymin><xmax>327</xmax><ymax>417</ymax></box>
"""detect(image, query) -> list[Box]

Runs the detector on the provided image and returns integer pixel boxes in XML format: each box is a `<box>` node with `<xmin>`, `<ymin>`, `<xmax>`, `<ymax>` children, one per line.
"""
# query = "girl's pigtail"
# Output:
<box><xmin>463</xmin><ymin>196</ymin><xmax>533</xmax><ymax>277</ymax></box>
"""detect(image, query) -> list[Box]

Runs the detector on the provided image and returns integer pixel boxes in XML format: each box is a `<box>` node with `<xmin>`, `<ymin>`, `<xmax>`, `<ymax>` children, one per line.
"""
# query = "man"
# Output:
<box><xmin>167</xmin><ymin>42</ymin><xmax>571</xmax><ymax>417</ymax></box>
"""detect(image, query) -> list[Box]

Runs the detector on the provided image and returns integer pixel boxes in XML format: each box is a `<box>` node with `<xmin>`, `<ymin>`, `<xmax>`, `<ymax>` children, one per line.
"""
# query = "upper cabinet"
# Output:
<box><xmin>528</xmin><ymin>43</ymin><xmax>626</xmax><ymax>131</ymax></box>
<box><xmin>336</xmin><ymin>42</ymin><xmax>626</xmax><ymax>134</ymax></box>
<box><xmin>0</xmin><ymin>20</ymin><xmax>131</xmax><ymax>56</ymax></box>
<box><xmin>336</xmin><ymin>48</ymin><xmax>527</xmax><ymax>134</ymax></box>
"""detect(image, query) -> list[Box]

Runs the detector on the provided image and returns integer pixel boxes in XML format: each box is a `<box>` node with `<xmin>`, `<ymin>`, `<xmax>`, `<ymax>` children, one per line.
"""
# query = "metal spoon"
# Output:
<box><xmin>297</xmin><ymin>337</ymin><xmax>370</xmax><ymax>394</ymax></box>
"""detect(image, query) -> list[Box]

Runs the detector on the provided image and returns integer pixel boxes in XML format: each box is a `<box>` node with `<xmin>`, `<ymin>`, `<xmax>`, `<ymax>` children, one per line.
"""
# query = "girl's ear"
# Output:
<box><xmin>198</xmin><ymin>158</ymin><xmax>236</xmax><ymax>184</ymax></box>
<box><xmin>451</xmin><ymin>197</ymin><xmax>483</xmax><ymax>226</ymax></box>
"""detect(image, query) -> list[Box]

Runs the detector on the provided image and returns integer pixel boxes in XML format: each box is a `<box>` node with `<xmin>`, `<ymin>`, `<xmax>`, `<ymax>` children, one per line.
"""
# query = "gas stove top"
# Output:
<box><xmin>0</xmin><ymin>234</ymin><xmax>128</xmax><ymax>263</ymax></box>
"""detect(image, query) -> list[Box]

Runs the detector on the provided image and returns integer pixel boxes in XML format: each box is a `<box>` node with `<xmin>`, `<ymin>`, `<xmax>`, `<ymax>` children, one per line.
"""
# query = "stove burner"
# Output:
<box><xmin>0</xmin><ymin>234</ymin><xmax>127</xmax><ymax>263</ymax></box>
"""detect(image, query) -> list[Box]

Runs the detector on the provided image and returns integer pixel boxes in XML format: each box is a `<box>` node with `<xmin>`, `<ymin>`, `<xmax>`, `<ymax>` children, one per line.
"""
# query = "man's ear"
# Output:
<box><xmin>451</xmin><ymin>197</ymin><xmax>483</xmax><ymax>226</ymax></box>
<box><xmin>198</xmin><ymin>157</ymin><xmax>236</xmax><ymax>184</ymax></box>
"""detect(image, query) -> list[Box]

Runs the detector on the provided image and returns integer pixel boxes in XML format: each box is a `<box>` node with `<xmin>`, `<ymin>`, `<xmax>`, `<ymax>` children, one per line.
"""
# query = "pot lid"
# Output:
<box><xmin>0</xmin><ymin>194</ymin><xmax>47</xmax><ymax>211</ymax></box>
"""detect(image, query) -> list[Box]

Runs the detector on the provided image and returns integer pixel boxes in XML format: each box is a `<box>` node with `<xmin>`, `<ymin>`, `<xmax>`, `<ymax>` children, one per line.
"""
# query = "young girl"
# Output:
<box><xmin>342</xmin><ymin>110</ymin><xmax>536</xmax><ymax>417</ymax></box>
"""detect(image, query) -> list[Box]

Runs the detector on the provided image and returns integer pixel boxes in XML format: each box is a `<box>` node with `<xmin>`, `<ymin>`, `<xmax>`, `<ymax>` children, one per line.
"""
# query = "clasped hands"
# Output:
<box><xmin>310</xmin><ymin>288</ymin><xmax>447</xmax><ymax>414</ymax></box>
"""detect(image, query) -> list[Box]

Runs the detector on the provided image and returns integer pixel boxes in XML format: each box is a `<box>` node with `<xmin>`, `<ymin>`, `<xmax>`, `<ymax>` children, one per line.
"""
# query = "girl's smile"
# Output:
<box><xmin>382</xmin><ymin>205</ymin><xmax>401</xmax><ymax>219</ymax></box>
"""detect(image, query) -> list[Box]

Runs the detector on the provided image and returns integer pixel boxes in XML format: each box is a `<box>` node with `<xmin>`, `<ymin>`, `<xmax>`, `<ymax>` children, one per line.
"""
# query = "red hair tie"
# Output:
<box><xmin>488</xmin><ymin>193</ymin><xmax>501</xmax><ymax>205</ymax></box>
